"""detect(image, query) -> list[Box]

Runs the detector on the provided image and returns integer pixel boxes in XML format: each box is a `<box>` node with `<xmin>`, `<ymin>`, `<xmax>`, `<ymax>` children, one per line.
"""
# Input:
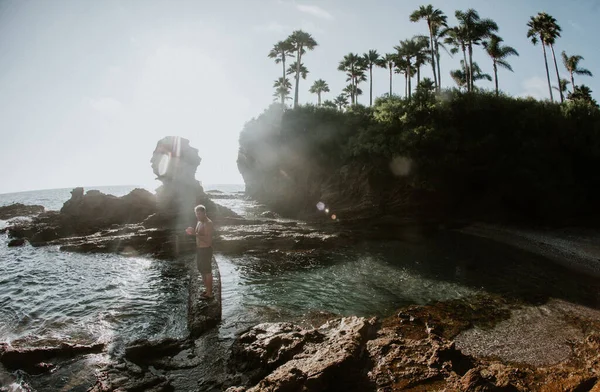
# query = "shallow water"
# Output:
<box><xmin>1</xmin><ymin>184</ymin><xmax>600</xmax><ymax>390</ymax></box>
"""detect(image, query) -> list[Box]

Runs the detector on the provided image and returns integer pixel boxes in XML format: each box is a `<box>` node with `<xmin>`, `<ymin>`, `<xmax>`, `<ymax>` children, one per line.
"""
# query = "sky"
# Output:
<box><xmin>1</xmin><ymin>0</ymin><xmax>599</xmax><ymax>194</ymax></box>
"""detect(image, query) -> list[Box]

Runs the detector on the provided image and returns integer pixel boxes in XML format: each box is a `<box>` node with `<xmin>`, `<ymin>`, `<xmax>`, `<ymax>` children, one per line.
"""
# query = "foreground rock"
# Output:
<box><xmin>0</xmin><ymin>203</ymin><xmax>44</xmax><ymax>220</ymax></box>
<box><xmin>226</xmin><ymin>295</ymin><xmax>600</xmax><ymax>391</ymax></box>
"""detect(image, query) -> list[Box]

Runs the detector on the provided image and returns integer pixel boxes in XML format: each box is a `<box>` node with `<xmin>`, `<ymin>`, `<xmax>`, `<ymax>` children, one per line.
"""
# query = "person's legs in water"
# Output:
<box><xmin>197</xmin><ymin>247</ymin><xmax>214</xmax><ymax>299</ymax></box>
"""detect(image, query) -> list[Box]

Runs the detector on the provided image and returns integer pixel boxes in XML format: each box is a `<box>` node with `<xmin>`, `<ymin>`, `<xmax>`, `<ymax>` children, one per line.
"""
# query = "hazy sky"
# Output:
<box><xmin>1</xmin><ymin>0</ymin><xmax>598</xmax><ymax>194</ymax></box>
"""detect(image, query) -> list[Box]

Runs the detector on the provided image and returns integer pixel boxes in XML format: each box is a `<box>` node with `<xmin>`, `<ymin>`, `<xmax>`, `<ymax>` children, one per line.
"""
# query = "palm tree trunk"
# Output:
<box><xmin>369</xmin><ymin>65</ymin><xmax>373</xmax><ymax>106</ymax></box>
<box><xmin>281</xmin><ymin>54</ymin><xmax>286</xmax><ymax>105</ymax></box>
<box><xmin>468</xmin><ymin>43</ymin><xmax>474</xmax><ymax>92</ymax></box>
<box><xmin>549</xmin><ymin>44</ymin><xmax>563</xmax><ymax>103</ymax></box>
<box><xmin>462</xmin><ymin>47</ymin><xmax>469</xmax><ymax>92</ymax></box>
<box><xmin>318</xmin><ymin>92</ymin><xmax>321</xmax><ymax>106</ymax></box>
<box><xmin>541</xmin><ymin>43</ymin><xmax>554</xmax><ymax>102</ymax></box>
<box><xmin>294</xmin><ymin>47</ymin><xmax>302</xmax><ymax>108</ymax></box>
<box><xmin>570</xmin><ymin>71</ymin><xmax>575</xmax><ymax>92</ymax></box>
<box><xmin>417</xmin><ymin>66</ymin><xmax>421</xmax><ymax>86</ymax></box>
<box><xmin>404</xmin><ymin>73</ymin><xmax>408</xmax><ymax>98</ymax></box>
<box><xmin>407</xmin><ymin>62</ymin><xmax>412</xmax><ymax>99</ymax></box>
<box><xmin>389</xmin><ymin>66</ymin><xmax>393</xmax><ymax>96</ymax></box>
<box><xmin>435</xmin><ymin>42</ymin><xmax>442</xmax><ymax>90</ymax></box>
<box><xmin>427</xmin><ymin>21</ymin><xmax>438</xmax><ymax>89</ymax></box>
<box><xmin>493</xmin><ymin>61</ymin><xmax>499</xmax><ymax>96</ymax></box>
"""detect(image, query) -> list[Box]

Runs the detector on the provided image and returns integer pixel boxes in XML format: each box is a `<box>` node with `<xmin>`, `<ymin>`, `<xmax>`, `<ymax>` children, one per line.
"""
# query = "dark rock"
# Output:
<box><xmin>0</xmin><ymin>203</ymin><xmax>44</xmax><ymax>220</ymax></box>
<box><xmin>7</xmin><ymin>238</ymin><xmax>25</xmax><ymax>247</ymax></box>
<box><xmin>125</xmin><ymin>338</ymin><xmax>188</xmax><ymax>366</ymax></box>
<box><xmin>0</xmin><ymin>342</ymin><xmax>104</xmax><ymax>374</ymax></box>
<box><xmin>30</xmin><ymin>227</ymin><xmax>60</xmax><ymax>245</ymax></box>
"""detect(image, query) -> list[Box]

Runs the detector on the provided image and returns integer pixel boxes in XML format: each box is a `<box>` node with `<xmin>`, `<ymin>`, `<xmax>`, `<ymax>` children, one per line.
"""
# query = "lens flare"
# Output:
<box><xmin>325</xmin><ymin>208</ymin><xmax>330</xmax><ymax>214</ymax></box>
<box><xmin>316</xmin><ymin>202</ymin><xmax>325</xmax><ymax>211</ymax></box>
<box><xmin>158</xmin><ymin>154</ymin><xmax>170</xmax><ymax>176</ymax></box>
<box><xmin>331</xmin><ymin>214</ymin><xmax>337</xmax><ymax>220</ymax></box>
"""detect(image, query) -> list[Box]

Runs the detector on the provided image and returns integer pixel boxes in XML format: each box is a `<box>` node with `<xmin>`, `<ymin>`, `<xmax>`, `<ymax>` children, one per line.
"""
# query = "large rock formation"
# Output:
<box><xmin>149</xmin><ymin>136</ymin><xmax>238</xmax><ymax>228</ymax></box>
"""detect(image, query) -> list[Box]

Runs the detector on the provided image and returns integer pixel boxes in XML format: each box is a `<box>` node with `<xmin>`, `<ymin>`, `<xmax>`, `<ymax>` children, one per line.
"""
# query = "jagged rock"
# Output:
<box><xmin>7</xmin><ymin>238</ymin><xmax>25</xmax><ymax>247</ymax></box>
<box><xmin>0</xmin><ymin>203</ymin><xmax>44</xmax><ymax>220</ymax></box>
<box><xmin>229</xmin><ymin>316</ymin><xmax>376</xmax><ymax>391</ymax></box>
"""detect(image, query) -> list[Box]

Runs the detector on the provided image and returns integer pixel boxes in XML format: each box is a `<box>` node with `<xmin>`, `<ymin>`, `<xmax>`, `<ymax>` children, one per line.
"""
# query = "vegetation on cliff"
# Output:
<box><xmin>238</xmin><ymin>88</ymin><xmax>600</xmax><ymax>224</ymax></box>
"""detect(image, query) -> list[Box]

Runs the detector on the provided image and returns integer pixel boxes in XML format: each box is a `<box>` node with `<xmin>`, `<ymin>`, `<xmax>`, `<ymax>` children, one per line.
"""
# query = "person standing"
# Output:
<box><xmin>186</xmin><ymin>205</ymin><xmax>214</xmax><ymax>299</ymax></box>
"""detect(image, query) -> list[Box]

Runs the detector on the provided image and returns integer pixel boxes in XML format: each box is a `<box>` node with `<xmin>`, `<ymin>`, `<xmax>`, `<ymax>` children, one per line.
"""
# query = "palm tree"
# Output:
<box><xmin>287</xmin><ymin>30</ymin><xmax>318</xmax><ymax>108</ymax></box>
<box><xmin>413</xmin><ymin>36</ymin><xmax>431</xmax><ymax>86</ymax></box>
<box><xmin>410</xmin><ymin>5</ymin><xmax>447</xmax><ymax>90</ymax></box>
<box><xmin>395</xmin><ymin>38</ymin><xmax>422</xmax><ymax>99</ymax></box>
<box><xmin>363</xmin><ymin>50</ymin><xmax>381</xmax><ymax>106</ymax></box>
<box><xmin>268</xmin><ymin>40</ymin><xmax>295</xmax><ymax>88</ymax></box>
<box><xmin>321</xmin><ymin>100</ymin><xmax>337</xmax><ymax>109</ymax></box>
<box><xmin>553</xmin><ymin>78</ymin><xmax>571</xmax><ymax>97</ymax></box>
<box><xmin>338</xmin><ymin>53</ymin><xmax>366</xmax><ymax>105</ymax></box>
<box><xmin>455</xmin><ymin>9</ymin><xmax>498</xmax><ymax>92</ymax></box>
<box><xmin>343</xmin><ymin>84</ymin><xmax>363</xmax><ymax>105</ymax></box>
<box><xmin>433</xmin><ymin>24</ymin><xmax>451</xmax><ymax>88</ymax></box>
<box><xmin>483</xmin><ymin>34</ymin><xmax>519</xmax><ymax>95</ymax></box>
<box><xmin>286</xmin><ymin>61</ymin><xmax>308</xmax><ymax>80</ymax></box>
<box><xmin>333</xmin><ymin>94</ymin><xmax>348</xmax><ymax>111</ymax></box>
<box><xmin>444</xmin><ymin>25</ymin><xmax>470</xmax><ymax>91</ymax></box>
<box><xmin>451</xmin><ymin>60</ymin><xmax>491</xmax><ymax>90</ymax></box>
<box><xmin>568</xmin><ymin>85</ymin><xmax>598</xmax><ymax>106</ymax></box>
<box><xmin>309</xmin><ymin>79</ymin><xmax>330</xmax><ymax>105</ymax></box>
<box><xmin>562</xmin><ymin>51</ymin><xmax>593</xmax><ymax>90</ymax></box>
<box><xmin>527</xmin><ymin>13</ymin><xmax>560</xmax><ymax>102</ymax></box>
<box><xmin>377</xmin><ymin>53</ymin><xmax>397</xmax><ymax>96</ymax></box>
<box><xmin>394</xmin><ymin>58</ymin><xmax>412</xmax><ymax>98</ymax></box>
<box><xmin>273</xmin><ymin>77</ymin><xmax>292</xmax><ymax>104</ymax></box>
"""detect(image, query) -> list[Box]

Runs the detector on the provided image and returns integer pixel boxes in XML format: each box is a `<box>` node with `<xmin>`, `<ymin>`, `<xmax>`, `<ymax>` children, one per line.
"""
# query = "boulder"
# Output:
<box><xmin>7</xmin><ymin>238</ymin><xmax>26</xmax><ymax>247</ymax></box>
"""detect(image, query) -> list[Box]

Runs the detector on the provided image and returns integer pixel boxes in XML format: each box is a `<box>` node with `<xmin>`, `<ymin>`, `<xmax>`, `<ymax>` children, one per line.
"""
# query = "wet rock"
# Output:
<box><xmin>91</xmin><ymin>364</ymin><xmax>172</xmax><ymax>392</ymax></box>
<box><xmin>260</xmin><ymin>211</ymin><xmax>279</xmax><ymax>219</ymax></box>
<box><xmin>125</xmin><ymin>338</ymin><xmax>189</xmax><ymax>366</ymax></box>
<box><xmin>7</xmin><ymin>238</ymin><xmax>25</xmax><ymax>247</ymax></box>
<box><xmin>229</xmin><ymin>316</ymin><xmax>377</xmax><ymax>391</ymax></box>
<box><xmin>0</xmin><ymin>342</ymin><xmax>104</xmax><ymax>374</ymax></box>
<box><xmin>0</xmin><ymin>203</ymin><xmax>44</xmax><ymax>220</ymax></box>
<box><xmin>459</xmin><ymin>368</ymin><xmax>498</xmax><ymax>392</ymax></box>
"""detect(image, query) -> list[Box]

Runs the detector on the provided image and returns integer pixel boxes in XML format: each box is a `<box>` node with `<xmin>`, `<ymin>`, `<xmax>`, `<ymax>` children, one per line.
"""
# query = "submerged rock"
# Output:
<box><xmin>7</xmin><ymin>238</ymin><xmax>25</xmax><ymax>247</ymax></box>
<box><xmin>0</xmin><ymin>203</ymin><xmax>44</xmax><ymax>220</ymax></box>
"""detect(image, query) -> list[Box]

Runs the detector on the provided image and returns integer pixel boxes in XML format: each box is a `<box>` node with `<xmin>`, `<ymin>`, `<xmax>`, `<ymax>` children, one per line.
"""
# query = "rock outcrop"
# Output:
<box><xmin>0</xmin><ymin>203</ymin><xmax>44</xmax><ymax>220</ymax></box>
<box><xmin>225</xmin><ymin>296</ymin><xmax>600</xmax><ymax>392</ymax></box>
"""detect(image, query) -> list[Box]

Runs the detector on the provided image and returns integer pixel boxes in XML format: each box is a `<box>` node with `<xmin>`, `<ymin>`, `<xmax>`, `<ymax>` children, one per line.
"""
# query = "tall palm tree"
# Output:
<box><xmin>444</xmin><ymin>25</ymin><xmax>470</xmax><ymax>91</ymax></box>
<box><xmin>309</xmin><ymin>79</ymin><xmax>330</xmax><ymax>105</ymax></box>
<box><xmin>561</xmin><ymin>51</ymin><xmax>593</xmax><ymax>90</ymax></box>
<box><xmin>363</xmin><ymin>50</ymin><xmax>381</xmax><ymax>106</ymax></box>
<box><xmin>268</xmin><ymin>40</ymin><xmax>295</xmax><ymax>88</ymax></box>
<box><xmin>377</xmin><ymin>53</ymin><xmax>397</xmax><ymax>96</ymax></box>
<box><xmin>527</xmin><ymin>13</ymin><xmax>559</xmax><ymax>102</ymax></box>
<box><xmin>455</xmin><ymin>9</ymin><xmax>498</xmax><ymax>92</ymax></box>
<box><xmin>338</xmin><ymin>53</ymin><xmax>366</xmax><ymax>105</ymax></box>
<box><xmin>410</xmin><ymin>5</ymin><xmax>447</xmax><ymax>90</ymax></box>
<box><xmin>395</xmin><ymin>38</ymin><xmax>422</xmax><ymax>99</ymax></box>
<box><xmin>287</xmin><ymin>30</ymin><xmax>318</xmax><ymax>108</ymax></box>
<box><xmin>433</xmin><ymin>24</ymin><xmax>451</xmax><ymax>88</ymax></box>
<box><xmin>451</xmin><ymin>61</ymin><xmax>491</xmax><ymax>90</ymax></box>
<box><xmin>553</xmin><ymin>78</ymin><xmax>571</xmax><ymax>96</ymax></box>
<box><xmin>273</xmin><ymin>77</ymin><xmax>292</xmax><ymax>105</ymax></box>
<box><xmin>333</xmin><ymin>94</ymin><xmax>348</xmax><ymax>111</ymax></box>
<box><xmin>483</xmin><ymin>35</ymin><xmax>519</xmax><ymax>95</ymax></box>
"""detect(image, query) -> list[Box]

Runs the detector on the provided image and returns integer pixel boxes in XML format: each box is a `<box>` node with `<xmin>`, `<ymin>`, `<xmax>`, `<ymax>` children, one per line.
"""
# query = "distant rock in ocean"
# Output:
<box><xmin>0</xmin><ymin>203</ymin><xmax>44</xmax><ymax>220</ymax></box>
